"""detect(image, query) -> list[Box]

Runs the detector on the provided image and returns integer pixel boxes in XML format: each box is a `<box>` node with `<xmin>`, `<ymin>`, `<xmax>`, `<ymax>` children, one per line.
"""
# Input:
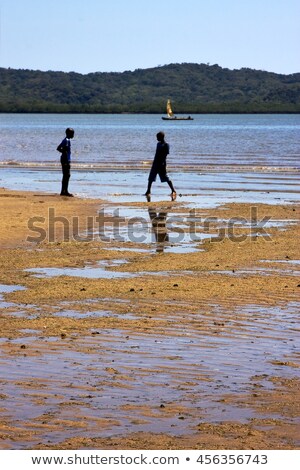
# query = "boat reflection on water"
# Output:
<box><xmin>148</xmin><ymin>207</ymin><xmax>169</xmax><ymax>253</ymax></box>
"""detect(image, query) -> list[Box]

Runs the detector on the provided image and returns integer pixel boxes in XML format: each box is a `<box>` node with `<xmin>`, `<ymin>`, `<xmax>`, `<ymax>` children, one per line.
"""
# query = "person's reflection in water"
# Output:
<box><xmin>148</xmin><ymin>207</ymin><xmax>169</xmax><ymax>253</ymax></box>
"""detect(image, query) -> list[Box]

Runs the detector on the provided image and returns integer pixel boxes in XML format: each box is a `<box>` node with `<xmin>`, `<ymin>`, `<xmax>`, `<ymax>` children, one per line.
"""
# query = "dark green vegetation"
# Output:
<box><xmin>0</xmin><ymin>63</ymin><xmax>299</xmax><ymax>113</ymax></box>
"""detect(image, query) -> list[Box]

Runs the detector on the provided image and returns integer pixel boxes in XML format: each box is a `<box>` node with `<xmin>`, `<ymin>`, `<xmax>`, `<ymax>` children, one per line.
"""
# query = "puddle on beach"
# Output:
<box><xmin>0</xmin><ymin>299</ymin><xmax>299</xmax><ymax>448</ymax></box>
<box><xmin>25</xmin><ymin>253</ymin><xmax>300</xmax><ymax>281</ymax></box>
<box><xmin>89</xmin><ymin>205</ymin><xmax>203</xmax><ymax>254</ymax></box>
<box><xmin>25</xmin><ymin>262</ymin><xmax>195</xmax><ymax>280</ymax></box>
<box><xmin>26</xmin><ymin>260</ymin><xmax>136</xmax><ymax>280</ymax></box>
<box><xmin>262</xmin><ymin>259</ymin><xmax>300</xmax><ymax>265</ymax></box>
<box><xmin>0</xmin><ymin>284</ymin><xmax>25</xmax><ymax>308</ymax></box>
<box><xmin>212</xmin><ymin>260</ymin><xmax>300</xmax><ymax>277</ymax></box>
<box><xmin>51</xmin><ymin>308</ymin><xmax>138</xmax><ymax>320</ymax></box>
<box><xmin>81</xmin><ymin>204</ymin><xmax>297</xmax><ymax>255</ymax></box>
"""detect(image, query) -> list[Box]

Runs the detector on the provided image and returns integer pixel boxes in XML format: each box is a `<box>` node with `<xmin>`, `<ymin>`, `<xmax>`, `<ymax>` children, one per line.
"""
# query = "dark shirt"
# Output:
<box><xmin>153</xmin><ymin>141</ymin><xmax>169</xmax><ymax>167</ymax></box>
<box><xmin>57</xmin><ymin>137</ymin><xmax>71</xmax><ymax>164</ymax></box>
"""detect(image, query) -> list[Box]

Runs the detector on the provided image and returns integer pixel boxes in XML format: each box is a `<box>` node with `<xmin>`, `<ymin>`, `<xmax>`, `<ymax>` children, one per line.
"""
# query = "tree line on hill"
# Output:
<box><xmin>0</xmin><ymin>63</ymin><xmax>299</xmax><ymax>113</ymax></box>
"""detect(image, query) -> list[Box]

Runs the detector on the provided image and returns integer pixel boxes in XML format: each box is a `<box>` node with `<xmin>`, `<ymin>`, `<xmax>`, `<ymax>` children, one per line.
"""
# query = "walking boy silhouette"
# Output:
<box><xmin>145</xmin><ymin>132</ymin><xmax>176</xmax><ymax>201</ymax></box>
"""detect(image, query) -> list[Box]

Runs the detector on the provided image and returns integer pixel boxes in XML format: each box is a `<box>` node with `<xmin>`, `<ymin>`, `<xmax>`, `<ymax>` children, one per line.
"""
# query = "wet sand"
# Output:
<box><xmin>0</xmin><ymin>187</ymin><xmax>299</xmax><ymax>450</ymax></box>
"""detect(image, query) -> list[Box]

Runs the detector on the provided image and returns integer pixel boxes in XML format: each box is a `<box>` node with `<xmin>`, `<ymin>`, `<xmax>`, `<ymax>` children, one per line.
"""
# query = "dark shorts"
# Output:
<box><xmin>148</xmin><ymin>164</ymin><xmax>170</xmax><ymax>183</ymax></box>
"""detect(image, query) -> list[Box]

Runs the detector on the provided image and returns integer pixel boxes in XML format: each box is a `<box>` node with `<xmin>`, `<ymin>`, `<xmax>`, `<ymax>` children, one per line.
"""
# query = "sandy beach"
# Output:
<box><xmin>0</xmin><ymin>186</ymin><xmax>299</xmax><ymax>450</ymax></box>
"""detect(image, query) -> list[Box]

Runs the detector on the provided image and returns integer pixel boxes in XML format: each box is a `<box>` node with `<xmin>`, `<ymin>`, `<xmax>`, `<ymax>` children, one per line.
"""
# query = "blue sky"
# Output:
<box><xmin>0</xmin><ymin>0</ymin><xmax>299</xmax><ymax>74</ymax></box>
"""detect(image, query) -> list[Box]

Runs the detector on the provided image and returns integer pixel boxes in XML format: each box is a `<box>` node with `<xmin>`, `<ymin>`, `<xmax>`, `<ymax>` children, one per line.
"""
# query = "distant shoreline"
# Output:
<box><xmin>1</xmin><ymin>63</ymin><xmax>299</xmax><ymax>114</ymax></box>
<box><xmin>1</xmin><ymin>111</ymin><xmax>300</xmax><ymax>115</ymax></box>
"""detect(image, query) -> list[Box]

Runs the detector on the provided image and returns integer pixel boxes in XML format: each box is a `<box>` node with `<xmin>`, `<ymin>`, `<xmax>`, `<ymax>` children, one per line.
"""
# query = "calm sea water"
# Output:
<box><xmin>0</xmin><ymin>114</ymin><xmax>299</xmax><ymax>206</ymax></box>
<box><xmin>0</xmin><ymin>113</ymin><xmax>299</xmax><ymax>170</ymax></box>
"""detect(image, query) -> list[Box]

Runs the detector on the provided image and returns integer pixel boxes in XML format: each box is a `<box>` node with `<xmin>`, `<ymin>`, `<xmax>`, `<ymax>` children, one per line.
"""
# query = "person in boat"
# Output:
<box><xmin>57</xmin><ymin>127</ymin><xmax>74</xmax><ymax>197</ymax></box>
<box><xmin>145</xmin><ymin>131</ymin><xmax>176</xmax><ymax>201</ymax></box>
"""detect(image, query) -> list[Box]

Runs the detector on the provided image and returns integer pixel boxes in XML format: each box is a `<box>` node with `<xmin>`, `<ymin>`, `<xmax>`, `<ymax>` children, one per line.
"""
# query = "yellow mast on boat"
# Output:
<box><xmin>166</xmin><ymin>99</ymin><xmax>174</xmax><ymax>118</ymax></box>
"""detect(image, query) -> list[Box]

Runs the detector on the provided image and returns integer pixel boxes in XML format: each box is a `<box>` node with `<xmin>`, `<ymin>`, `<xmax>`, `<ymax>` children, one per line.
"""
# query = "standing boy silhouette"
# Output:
<box><xmin>57</xmin><ymin>127</ymin><xmax>74</xmax><ymax>197</ymax></box>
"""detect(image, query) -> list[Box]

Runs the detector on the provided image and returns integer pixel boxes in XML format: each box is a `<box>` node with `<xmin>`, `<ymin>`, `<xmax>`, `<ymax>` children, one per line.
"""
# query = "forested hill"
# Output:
<box><xmin>0</xmin><ymin>63</ymin><xmax>299</xmax><ymax>113</ymax></box>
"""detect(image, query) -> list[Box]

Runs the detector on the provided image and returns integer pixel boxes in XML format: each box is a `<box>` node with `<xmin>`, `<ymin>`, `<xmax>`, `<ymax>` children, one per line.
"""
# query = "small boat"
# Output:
<box><xmin>162</xmin><ymin>99</ymin><xmax>193</xmax><ymax>120</ymax></box>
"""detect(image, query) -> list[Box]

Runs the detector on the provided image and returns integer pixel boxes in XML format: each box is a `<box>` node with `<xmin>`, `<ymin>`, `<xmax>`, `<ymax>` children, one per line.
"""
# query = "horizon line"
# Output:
<box><xmin>1</xmin><ymin>62</ymin><xmax>299</xmax><ymax>77</ymax></box>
